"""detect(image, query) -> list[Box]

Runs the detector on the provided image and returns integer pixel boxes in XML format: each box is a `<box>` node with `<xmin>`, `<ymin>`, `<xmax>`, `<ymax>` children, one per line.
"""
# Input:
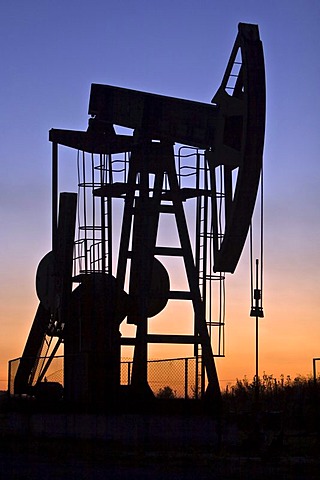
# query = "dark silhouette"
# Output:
<box><xmin>12</xmin><ymin>23</ymin><xmax>265</xmax><ymax>415</ymax></box>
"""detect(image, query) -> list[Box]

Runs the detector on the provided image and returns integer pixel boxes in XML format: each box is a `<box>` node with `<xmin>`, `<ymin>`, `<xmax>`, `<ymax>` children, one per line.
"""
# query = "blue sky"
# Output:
<box><xmin>0</xmin><ymin>0</ymin><xmax>320</xmax><ymax>389</ymax></box>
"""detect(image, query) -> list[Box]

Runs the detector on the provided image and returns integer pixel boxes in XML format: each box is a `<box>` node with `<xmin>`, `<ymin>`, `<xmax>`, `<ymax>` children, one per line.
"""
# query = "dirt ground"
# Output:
<box><xmin>0</xmin><ymin>437</ymin><xmax>319</xmax><ymax>480</ymax></box>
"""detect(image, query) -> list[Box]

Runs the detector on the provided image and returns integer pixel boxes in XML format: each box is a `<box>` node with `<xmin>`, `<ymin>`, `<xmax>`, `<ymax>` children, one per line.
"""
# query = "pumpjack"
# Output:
<box><xmin>13</xmin><ymin>23</ymin><xmax>265</xmax><ymax>410</ymax></box>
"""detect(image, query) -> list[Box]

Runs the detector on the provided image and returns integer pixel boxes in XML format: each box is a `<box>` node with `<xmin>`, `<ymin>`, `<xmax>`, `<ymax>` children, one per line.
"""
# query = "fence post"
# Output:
<box><xmin>313</xmin><ymin>358</ymin><xmax>320</xmax><ymax>385</ymax></box>
<box><xmin>184</xmin><ymin>358</ymin><xmax>188</xmax><ymax>399</ymax></box>
<box><xmin>195</xmin><ymin>355</ymin><xmax>199</xmax><ymax>399</ymax></box>
<box><xmin>8</xmin><ymin>360</ymin><xmax>11</xmax><ymax>395</ymax></box>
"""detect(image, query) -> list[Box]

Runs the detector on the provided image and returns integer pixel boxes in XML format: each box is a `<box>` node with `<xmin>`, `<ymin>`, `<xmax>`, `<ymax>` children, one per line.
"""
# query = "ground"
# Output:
<box><xmin>1</xmin><ymin>391</ymin><xmax>319</xmax><ymax>479</ymax></box>
<box><xmin>1</xmin><ymin>437</ymin><xmax>320</xmax><ymax>480</ymax></box>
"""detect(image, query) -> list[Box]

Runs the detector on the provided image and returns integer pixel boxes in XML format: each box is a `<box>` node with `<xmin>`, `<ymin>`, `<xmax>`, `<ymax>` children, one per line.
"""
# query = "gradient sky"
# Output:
<box><xmin>1</xmin><ymin>0</ymin><xmax>320</xmax><ymax>391</ymax></box>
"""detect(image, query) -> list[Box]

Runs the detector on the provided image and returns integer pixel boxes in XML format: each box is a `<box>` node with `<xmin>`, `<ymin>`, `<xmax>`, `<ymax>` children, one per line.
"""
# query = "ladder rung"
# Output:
<box><xmin>168</xmin><ymin>291</ymin><xmax>193</xmax><ymax>300</ymax></box>
<box><xmin>159</xmin><ymin>205</ymin><xmax>175</xmax><ymax>213</ymax></box>
<box><xmin>154</xmin><ymin>247</ymin><xmax>184</xmax><ymax>256</ymax></box>
<box><xmin>206</xmin><ymin>321</ymin><xmax>225</xmax><ymax>327</ymax></box>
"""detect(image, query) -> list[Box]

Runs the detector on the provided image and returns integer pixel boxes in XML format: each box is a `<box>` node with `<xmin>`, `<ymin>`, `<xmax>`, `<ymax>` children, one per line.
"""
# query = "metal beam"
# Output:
<box><xmin>121</xmin><ymin>334</ymin><xmax>200</xmax><ymax>345</ymax></box>
<box><xmin>89</xmin><ymin>84</ymin><xmax>219</xmax><ymax>149</ymax></box>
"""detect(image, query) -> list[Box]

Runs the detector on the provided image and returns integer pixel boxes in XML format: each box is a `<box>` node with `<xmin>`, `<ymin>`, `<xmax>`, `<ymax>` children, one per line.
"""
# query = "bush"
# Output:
<box><xmin>156</xmin><ymin>386</ymin><xmax>176</xmax><ymax>399</ymax></box>
<box><xmin>222</xmin><ymin>373</ymin><xmax>320</xmax><ymax>431</ymax></box>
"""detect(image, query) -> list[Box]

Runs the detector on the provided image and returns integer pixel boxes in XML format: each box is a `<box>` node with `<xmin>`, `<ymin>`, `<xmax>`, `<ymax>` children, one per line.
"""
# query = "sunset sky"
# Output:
<box><xmin>1</xmin><ymin>1</ymin><xmax>320</xmax><ymax>391</ymax></box>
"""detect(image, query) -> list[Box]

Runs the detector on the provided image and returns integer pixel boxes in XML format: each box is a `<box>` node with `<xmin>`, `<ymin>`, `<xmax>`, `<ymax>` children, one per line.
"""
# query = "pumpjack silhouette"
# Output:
<box><xmin>14</xmin><ymin>23</ymin><xmax>265</xmax><ymax>411</ymax></box>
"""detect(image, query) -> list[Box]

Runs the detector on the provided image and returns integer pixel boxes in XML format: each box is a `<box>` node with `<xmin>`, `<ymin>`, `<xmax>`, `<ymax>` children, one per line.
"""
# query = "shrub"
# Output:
<box><xmin>156</xmin><ymin>386</ymin><xmax>177</xmax><ymax>399</ymax></box>
<box><xmin>222</xmin><ymin>373</ymin><xmax>320</xmax><ymax>430</ymax></box>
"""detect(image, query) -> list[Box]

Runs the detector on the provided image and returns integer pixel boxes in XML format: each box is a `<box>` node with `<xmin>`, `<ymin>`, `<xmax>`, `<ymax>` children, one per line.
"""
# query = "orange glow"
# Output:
<box><xmin>1</xmin><ymin>3</ymin><xmax>320</xmax><ymax>395</ymax></box>
<box><xmin>2</xmin><ymin>255</ymin><xmax>319</xmax><ymax>393</ymax></box>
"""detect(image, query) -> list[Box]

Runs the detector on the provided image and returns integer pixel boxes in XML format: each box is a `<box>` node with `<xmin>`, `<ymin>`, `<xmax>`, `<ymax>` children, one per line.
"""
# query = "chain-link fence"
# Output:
<box><xmin>149</xmin><ymin>357</ymin><xmax>203</xmax><ymax>398</ymax></box>
<box><xmin>9</xmin><ymin>355</ymin><xmax>204</xmax><ymax>399</ymax></box>
<box><xmin>120</xmin><ymin>357</ymin><xmax>204</xmax><ymax>398</ymax></box>
<box><xmin>8</xmin><ymin>356</ymin><xmax>64</xmax><ymax>395</ymax></box>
